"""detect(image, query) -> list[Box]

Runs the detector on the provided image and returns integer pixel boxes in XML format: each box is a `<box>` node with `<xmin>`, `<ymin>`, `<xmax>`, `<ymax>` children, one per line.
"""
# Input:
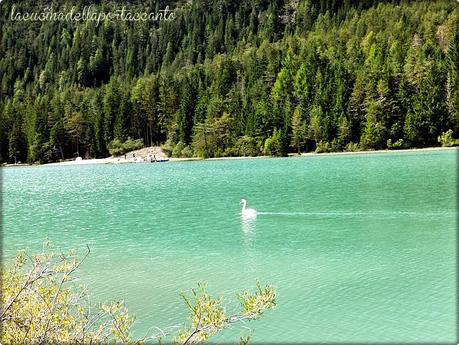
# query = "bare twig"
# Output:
<box><xmin>0</xmin><ymin>259</ymin><xmax>39</xmax><ymax>319</ymax></box>
<box><xmin>182</xmin><ymin>311</ymin><xmax>261</xmax><ymax>345</ymax></box>
<box><xmin>38</xmin><ymin>245</ymin><xmax>91</xmax><ymax>344</ymax></box>
<box><xmin>21</xmin><ymin>311</ymin><xmax>34</xmax><ymax>343</ymax></box>
<box><xmin>108</xmin><ymin>310</ymin><xmax>129</xmax><ymax>345</ymax></box>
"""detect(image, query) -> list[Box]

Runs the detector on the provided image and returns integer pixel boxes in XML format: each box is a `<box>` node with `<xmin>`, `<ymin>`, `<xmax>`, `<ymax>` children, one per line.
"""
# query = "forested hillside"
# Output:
<box><xmin>0</xmin><ymin>0</ymin><xmax>458</xmax><ymax>163</ymax></box>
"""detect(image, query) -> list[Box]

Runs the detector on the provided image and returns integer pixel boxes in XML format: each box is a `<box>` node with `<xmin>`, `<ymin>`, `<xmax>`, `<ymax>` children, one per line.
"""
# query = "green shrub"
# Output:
<box><xmin>161</xmin><ymin>139</ymin><xmax>175</xmax><ymax>157</ymax></box>
<box><xmin>345</xmin><ymin>142</ymin><xmax>360</xmax><ymax>152</ymax></box>
<box><xmin>172</xmin><ymin>141</ymin><xmax>186</xmax><ymax>157</ymax></box>
<box><xmin>264</xmin><ymin>129</ymin><xmax>285</xmax><ymax>156</ymax></box>
<box><xmin>438</xmin><ymin>130</ymin><xmax>459</xmax><ymax>147</ymax></box>
<box><xmin>172</xmin><ymin>142</ymin><xmax>193</xmax><ymax>158</ymax></box>
<box><xmin>315</xmin><ymin>141</ymin><xmax>331</xmax><ymax>153</ymax></box>
<box><xmin>360</xmin><ymin>119</ymin><xmax>386</xmax><ymax>150</ymax></box>
<box><xmin>214</xmin><ymin>148</ymin><xmax>224</xmax><ymax>158</ymax></box>
<box><xmin>264</xmin><ymin>138</ymin><xmax>274</xmax><ymax>155</ymax></box>
<box><xmin>123</xmin><ymin>138</ymin><xmax>144</xmax><ymax>152</ymax></box>
<box><xmin>107</xmin><ymin>138</ymin><xmax>124</xmax><ymax>156</ymax></box>
<box><xmin>108</xmin><ymin>138</ymin><xmax>143</xmax><ymax>156</ymax></box>
<box><xmin>330</xmin><ymin>138</ymin><xmax>343</xmax><ymax>152</ymax></box>
<box><xmin>387</xmin><ymin>138</ymin><xmax>406</xmax><ymax>149</ymax></box>
<box><xmin>234</xmin><ymin>136</ymin><xmax>261</xmax><ymax>157</ymax></box>
<box><xmin>181</xmin><ymin>145</ymin><xmax>194</xmax><ymax>158</ymax></box>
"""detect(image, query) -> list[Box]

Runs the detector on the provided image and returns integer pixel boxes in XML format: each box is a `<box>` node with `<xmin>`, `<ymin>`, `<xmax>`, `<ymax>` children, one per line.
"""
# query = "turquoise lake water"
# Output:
<box><xmin>2</xmin><ymin>149</ymin><xmax>457</xmax><ymax>343</ymax></box>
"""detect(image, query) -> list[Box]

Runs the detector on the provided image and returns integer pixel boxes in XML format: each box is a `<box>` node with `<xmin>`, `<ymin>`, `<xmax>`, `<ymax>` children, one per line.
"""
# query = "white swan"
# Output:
<box><xmin>240</xmin><ymin>199</ymin><xmax>257</xmax><ymax>219</ymax></box>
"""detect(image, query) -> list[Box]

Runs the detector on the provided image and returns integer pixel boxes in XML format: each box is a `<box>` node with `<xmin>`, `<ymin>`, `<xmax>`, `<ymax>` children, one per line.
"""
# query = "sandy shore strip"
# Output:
<box><xmin>3</xmin><ymin>146</ymin><xmax>456</xmax><ymax>168</ymax></box>
<box><xmin>47</xmin><ymin>146</ymin><xmax>458</xmax><ymax>166</ymax></box>
<box><xmin>297</xmin><ymin>146</ymin><xmax>458</xmax><ymax>158</ymax></box>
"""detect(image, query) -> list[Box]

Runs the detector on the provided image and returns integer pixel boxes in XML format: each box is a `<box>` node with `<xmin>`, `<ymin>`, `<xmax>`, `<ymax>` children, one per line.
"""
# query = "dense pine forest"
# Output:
<box><xmin>0</xmin><ymin>0</ymin><xmax>458</xmax><ymax>163</ymax></box>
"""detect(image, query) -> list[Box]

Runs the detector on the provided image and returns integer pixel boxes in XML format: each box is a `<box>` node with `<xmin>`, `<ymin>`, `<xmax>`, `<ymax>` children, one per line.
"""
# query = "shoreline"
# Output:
<box><xmin>297</xmin><ymin>146</ymin><xmax>458</xmax><ymax>158</ymax></box>
<box><xmin>2</xmin><ymin>146</ymin><xmax>457</xmax><ymax>168</ymax></box>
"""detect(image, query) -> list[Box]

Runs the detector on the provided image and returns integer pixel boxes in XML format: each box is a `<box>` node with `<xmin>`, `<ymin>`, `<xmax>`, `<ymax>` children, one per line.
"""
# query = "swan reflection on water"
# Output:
<box><xmin>241</xmin><ymin>216</ymin><xmax>256</xmax><ymax>233</ymax></box>
<box><xmin>240</xmin><ymin>199</ymin><xmax>256</xmax><ymax>245</ymax></box>
<box><xmin>241</xmin><ymin>217</ymin><xmax>256</xmax><ymax>246</ymax></box>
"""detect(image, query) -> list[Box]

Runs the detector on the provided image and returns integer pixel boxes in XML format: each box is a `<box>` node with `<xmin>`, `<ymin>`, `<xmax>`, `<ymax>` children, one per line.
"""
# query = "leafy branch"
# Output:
<box><xmin>1</xmin><ymin>244</ymin><xmax>276</xmax><ymax>345</ymax></box>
